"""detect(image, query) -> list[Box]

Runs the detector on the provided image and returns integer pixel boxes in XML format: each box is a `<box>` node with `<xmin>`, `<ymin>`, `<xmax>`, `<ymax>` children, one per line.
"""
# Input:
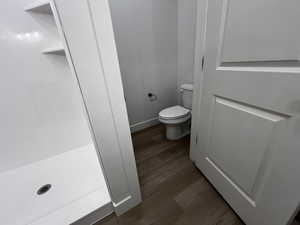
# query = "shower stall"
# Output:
<box><xmin>0</xmin><ymin>1</ymin><xmax>111</xmax><ymax>224</ymax></box>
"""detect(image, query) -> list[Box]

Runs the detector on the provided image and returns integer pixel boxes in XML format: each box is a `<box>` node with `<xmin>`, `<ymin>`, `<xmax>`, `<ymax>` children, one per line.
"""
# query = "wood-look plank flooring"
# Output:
<box><xmin>95</xmin><ymin>125</ymin><xmax>244</xmax><ymax>225</ymax></box>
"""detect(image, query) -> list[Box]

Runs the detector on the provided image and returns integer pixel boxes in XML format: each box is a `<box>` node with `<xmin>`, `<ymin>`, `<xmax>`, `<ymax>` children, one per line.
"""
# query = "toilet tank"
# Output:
<box><xmin>180</xmin><ymin>84</ymin><xmax>193</xmax><ymax>109</ymax></box>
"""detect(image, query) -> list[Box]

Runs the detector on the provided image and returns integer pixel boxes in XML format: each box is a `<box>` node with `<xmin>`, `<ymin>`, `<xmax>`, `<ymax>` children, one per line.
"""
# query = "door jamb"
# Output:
<box><xmin>54</xmin><ymin>0</ymin><xmax>142</xmax><ymax>216</ymax></box>
<box><xmin>190</xmin><ymin>0</ymin><xmax>208</xmax><ymax>161</ymax></box>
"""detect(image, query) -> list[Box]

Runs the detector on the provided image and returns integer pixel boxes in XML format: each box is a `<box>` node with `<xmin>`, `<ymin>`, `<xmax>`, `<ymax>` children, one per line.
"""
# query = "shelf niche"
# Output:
<box><xmin>24</xmin><ymin>1</ymin><xmax>52</xmax><ymax>14</ymax></box>
<box><xmin>25</xmin><ymin>1</ymin><xmax>66</xmax><ymax>56</ymax></box>
<box><xmin>42</xmin><ymin>44</ymin><xmax>65</xmax><ymax>55</ymax></box>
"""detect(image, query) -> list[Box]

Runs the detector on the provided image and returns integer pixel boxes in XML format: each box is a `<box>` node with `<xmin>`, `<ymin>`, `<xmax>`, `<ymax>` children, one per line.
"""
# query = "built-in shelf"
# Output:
<box><xmin>42</xmin><ymin>44</ymin><xmax>65</xmax><ymax>55</ymax></box>
<box><xmin>25</xmin><ymin>0</ymin><xmax>67</xmax><ymax>57</ymax></box>
<box><xmin>24</xmin><ymin>0</ymin><xmax>52</xmax><ymax>14</ymax></box>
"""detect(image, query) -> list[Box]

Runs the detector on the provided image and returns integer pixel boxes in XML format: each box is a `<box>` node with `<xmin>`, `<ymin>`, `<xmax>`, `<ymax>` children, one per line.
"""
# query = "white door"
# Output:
<box><xmin>195</xmin><ymin>0</ymin><xmax>300</xmax><ymax>224</ymax></box>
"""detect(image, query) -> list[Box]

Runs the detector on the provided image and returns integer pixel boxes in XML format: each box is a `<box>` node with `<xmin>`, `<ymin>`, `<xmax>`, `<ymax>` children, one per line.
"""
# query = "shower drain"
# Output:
<box><xmin>37</xmin><ymin>184</ymin><xmax>52</xmax><ymax>195</ymax></box>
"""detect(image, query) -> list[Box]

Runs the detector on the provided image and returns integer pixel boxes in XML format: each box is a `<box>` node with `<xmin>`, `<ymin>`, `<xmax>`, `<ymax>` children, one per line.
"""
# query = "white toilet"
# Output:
<box><xmin>159</xmin><ymin>84</ymin><xmax>193</xmax><ymax>140</ymax></box>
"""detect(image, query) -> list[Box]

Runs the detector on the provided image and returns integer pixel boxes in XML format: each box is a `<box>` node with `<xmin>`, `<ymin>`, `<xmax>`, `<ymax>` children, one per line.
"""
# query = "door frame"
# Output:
<box><xmin>54</xmin><ymin>0</ymin><xmax>142</xmax><ymax>216</ymax></box>
<box><xmin>190</xmin><ymin>0</ymin><xmax>208</xmax><ymax>161</ymax></box>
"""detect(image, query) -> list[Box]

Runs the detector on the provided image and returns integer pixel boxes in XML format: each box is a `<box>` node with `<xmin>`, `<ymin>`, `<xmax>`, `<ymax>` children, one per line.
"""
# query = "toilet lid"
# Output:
<box><xmin>159</xmin><ymin>105</ymin><xmax>190</xmax><ymax>119</ymax></box>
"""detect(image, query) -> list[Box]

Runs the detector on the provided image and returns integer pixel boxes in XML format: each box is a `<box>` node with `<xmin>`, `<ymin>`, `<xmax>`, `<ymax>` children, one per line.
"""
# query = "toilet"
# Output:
<box><xmin>159</xmin><ymin>84</ymin><xmax>193</xmax><ymax>140</ymax></box>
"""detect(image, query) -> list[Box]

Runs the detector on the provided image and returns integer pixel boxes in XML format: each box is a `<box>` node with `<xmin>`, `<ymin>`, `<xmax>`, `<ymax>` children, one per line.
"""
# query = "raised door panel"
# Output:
<box><xmin>220</xmin><ymin>0</ymin><xmax>300</xmax><ymax>63</ymax></box>
<box><xmin>207</xmin><ymin>97</ymin><xmax>287</xmax><ymax>201</ymax></box>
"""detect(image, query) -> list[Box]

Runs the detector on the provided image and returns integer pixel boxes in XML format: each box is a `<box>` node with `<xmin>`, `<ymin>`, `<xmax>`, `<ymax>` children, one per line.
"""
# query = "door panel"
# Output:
<box><xmin>208</xmin><ymin>96</ymin><xmax>287</xmax><ymax>196</ymax></box>
<box><xmin>195</xmin><ymin>0</ymin><xmax>300</xmax><ymax>224</ymax></box>
<box><xmin>221</xmin><ymin>0</ymin><xmax>300</xmax><ymax>62</ymax></box>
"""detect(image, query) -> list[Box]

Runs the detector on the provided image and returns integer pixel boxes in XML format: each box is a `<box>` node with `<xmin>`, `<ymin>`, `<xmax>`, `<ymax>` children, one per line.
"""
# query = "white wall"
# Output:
<box><xmin>109</xmin><ymin>0</ymin><xmax>178</xmax><ymax>126</ymax></box>
<box><xmin>0</xmin><ymin>0</ymin><xmax>92</xmax><ymax>172</ymax></box>
<box><xmin>177</xmin><ymin>0</ymin><xmax>197</xmax><ymax>90</ymax></box>
<box><xmin>109</xmin><ymin>0</ymin><xmax>197</xmax><ymax>127</ymax></box>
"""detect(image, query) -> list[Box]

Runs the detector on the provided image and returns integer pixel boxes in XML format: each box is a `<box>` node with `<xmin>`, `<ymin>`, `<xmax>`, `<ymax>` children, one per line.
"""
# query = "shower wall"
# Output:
<box><xmin>1</xmin><ymin>1</ymin><xmax>111</xmax><ymax>224</ymax></box>
<box><xmin>109</xmin><ymin>0</ymin><xmax>178</xmax><ymax>130</ymax></box>
<box><xmin>0</xmin><ymin>0</ymin><xmax>91</xmax><ymax>172</ymax></box>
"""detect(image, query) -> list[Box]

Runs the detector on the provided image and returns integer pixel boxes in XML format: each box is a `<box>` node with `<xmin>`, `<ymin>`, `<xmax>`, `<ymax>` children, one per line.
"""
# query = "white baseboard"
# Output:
<box><xmin>130</xmin><ymin>117</ymin><xmax>160</xmax><ymax>133</ymax></box>
<box><xmin>112</xmin><ymin>194</ymin><xmax>141</xmax><ymax>216</ymax></box>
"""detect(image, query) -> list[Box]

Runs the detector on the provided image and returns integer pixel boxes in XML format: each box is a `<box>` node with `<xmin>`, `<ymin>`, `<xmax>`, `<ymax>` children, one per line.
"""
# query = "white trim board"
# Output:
<box><xmin>190</xmin><ymin>0</ymin><xmax>208</xmax><ymax>162</ymax></box>
<box><xmin>54</xmin><ymin>0</ymin><xmax>142</xmax><ymax>216</ymax></box>
<box><xmin>130</xmin><ymin>117</ymin><xmax>160</xmax><ymax>133</ymax></box>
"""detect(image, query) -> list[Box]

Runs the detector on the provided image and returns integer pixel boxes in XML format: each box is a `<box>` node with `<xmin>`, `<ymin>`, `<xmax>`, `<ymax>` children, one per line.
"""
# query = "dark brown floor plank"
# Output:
<box><xmin>95</xmin><ymin>124</ymin><xmax>244</xmax><ymax>225</ymax></box>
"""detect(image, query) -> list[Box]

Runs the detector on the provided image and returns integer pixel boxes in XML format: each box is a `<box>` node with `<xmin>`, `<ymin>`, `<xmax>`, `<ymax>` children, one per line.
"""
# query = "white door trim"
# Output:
<box><xmin>54</xmin><ymin>0</ymin><xmax>141</xmax><ymax>215</ymax></box>
<box><xmin>190</xmin><ymin>0</ymin><xmax>208</xmax><ymax>161</ymax></box>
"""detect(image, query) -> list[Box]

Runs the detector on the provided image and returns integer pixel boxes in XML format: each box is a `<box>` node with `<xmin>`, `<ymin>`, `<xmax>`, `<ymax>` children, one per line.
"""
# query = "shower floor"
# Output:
<box><xmin>0</xmin><ymin>144</ymin><xmax>110</xmax><ymax>225</ymax></box>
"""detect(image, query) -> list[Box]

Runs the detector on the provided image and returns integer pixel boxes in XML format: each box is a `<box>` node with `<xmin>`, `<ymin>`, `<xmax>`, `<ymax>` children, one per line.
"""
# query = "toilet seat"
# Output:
<box><xmin>159</xmin><ymin>105</ymin><xmax>190</xmax><ymax>120</ymax></box>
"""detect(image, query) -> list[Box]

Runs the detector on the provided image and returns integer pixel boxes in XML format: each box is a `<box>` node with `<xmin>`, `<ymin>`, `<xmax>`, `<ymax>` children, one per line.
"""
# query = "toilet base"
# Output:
<box><xmin>165</xmin><ymin>120</ymin><xmax>191</xmax><ymax>140</ymax></box>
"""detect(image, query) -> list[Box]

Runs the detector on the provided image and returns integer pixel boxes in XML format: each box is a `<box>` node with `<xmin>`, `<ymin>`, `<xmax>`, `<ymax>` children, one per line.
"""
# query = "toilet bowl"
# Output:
<box><xmin>159</xmin><ymin>84</ymin><xmax>193</xmax><ymax>140</ymax></box>
<box><xmin>159</xmin><ymin>105</ymin><xmax>191</xmax><ymax>140</ymax></box>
